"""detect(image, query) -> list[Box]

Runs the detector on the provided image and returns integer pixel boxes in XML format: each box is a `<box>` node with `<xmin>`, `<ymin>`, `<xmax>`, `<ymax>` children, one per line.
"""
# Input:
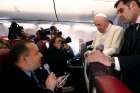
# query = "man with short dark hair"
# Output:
<box><xmin>86</xmin><ymin>0</ymin><xmax>140</xmax><ymax>93</ymax></box>
<box><xmin>4</xmin><ymin>40</ymin><xmax>57</xmax><ymax>93</ymax></box>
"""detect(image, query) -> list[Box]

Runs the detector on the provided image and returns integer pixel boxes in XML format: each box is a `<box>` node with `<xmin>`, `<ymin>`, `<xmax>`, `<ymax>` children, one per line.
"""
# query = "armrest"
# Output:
<box><xmin>95</xmin><ymin>75</ymin><xmax>132</xmax><ymax>93</ymax></box>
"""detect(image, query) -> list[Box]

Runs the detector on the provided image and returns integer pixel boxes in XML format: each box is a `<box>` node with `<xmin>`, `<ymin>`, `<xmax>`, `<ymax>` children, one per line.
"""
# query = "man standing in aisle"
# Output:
<box><xmin>85</xmin><ymin>0</ymin><xmax>140</xmax><ymax>93</ymax></box>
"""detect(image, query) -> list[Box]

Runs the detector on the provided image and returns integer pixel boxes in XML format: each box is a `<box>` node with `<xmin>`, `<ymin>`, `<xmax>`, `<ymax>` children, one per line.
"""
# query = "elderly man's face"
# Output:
<box><xmin>94</xmin><ymin>16</ymin><xmax>107</xmax><ymax>33</ymax></box>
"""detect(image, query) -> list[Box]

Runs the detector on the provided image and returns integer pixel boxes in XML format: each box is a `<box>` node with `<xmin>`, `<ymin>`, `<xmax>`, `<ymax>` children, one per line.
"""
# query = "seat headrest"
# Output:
<box><xmin>0</xmin><ymin>48</ymin><xmax>10</xmax><ymax>63</ymax></box>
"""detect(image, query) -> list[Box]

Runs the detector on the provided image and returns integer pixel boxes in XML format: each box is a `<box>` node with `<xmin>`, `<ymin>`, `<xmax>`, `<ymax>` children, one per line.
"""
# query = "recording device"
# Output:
<box><xmin>43</xmin><ymin>63</ymin><xmax>51</xmax><ymax>74</ymax></box>
<box><xmin>62</xmin><ymin>36</ymin><xmax>72</xmax><ymax>44</ymax></box>
<box><xmin>8</xmin><ymin>21</ymin><xmax>24</xmax><ymax>39</ymax></box>
<box><xmin>57</xmin><ymin>73</ymin><xmax>70</xmax><ymax>87</ymax></box>
<box><xmin>38</xmin><ymin>28</ymin><xmax>50</xmax><ymax>38</ymax></box>
<box><xmin>84</xmin><ymin>44</ymin><xmax>104</xmax><ymax>58</ymax></box>
<box><xmin>95</xmin><ymin>44</ymin><xmax>104</xmax><ymax>52</ymax></box>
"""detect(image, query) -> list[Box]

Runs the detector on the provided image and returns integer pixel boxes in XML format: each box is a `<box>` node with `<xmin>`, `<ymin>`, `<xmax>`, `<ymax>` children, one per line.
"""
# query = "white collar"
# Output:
<box><xmin>105</xmin><ymin>23</ymin><xmax>112</xmax><ymax>33</ymax></box>
<box><xmin>25</xmin><ymin>71</ymin><xmax>32</xmax><ymax>77</ymax></box>
<box><xmin>136</xmin><ymin>15</ymin><xmax>140</xmax><ymax>23</ymax></box>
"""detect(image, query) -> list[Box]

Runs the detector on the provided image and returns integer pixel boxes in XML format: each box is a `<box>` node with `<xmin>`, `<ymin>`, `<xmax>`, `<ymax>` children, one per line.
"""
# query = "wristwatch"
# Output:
<box><xmin>107</xmin><ymin>57</ymin><xmax>115</xmax><ymax>74</ymax></box>
<box><xmin>109</xmin><ymin>57</ymin><xmax>115</xmax><ymax>68</ymax></box>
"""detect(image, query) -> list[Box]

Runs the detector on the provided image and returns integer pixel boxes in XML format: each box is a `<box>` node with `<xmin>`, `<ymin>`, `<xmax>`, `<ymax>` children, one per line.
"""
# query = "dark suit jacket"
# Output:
<box><xmin>118</xmin><ymin>55</ymin><xmax>140</xmax><ymax>93</ymax></box>
<box><xmin>87</xmin><ymin>24</ymin><xmax>140</xmax><ymax>93</ymax></box>
<box><xmin>1</xmin><ymin>61</ymin><xmax>53</xmax><ymax>93</ymax></box>
<box><xmin>120</xmin><ymin>23</ymin><xmax>140</xmax><ymax>55</ymax></box>
<box><xmin>118</xmin><ymin>23</ymin><xmax>140</xmax><ymax>93</ymax></box>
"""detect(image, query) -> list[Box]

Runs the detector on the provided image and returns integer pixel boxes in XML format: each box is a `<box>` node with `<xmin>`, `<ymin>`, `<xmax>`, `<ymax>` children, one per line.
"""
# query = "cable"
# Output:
<box><xmin>52</xmin><ymin>0</ymin><xmax>59</xmax><ymax>22</ymax></box>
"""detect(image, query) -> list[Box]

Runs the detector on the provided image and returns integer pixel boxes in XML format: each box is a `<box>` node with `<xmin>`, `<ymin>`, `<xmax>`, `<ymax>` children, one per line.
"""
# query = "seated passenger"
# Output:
<box><xmin>91</xmin><ymin>13</ymin><xmax>124</xmax><ymax>56</ymax></box>
<box><xmin>2</xmin><ymin>40</ymin><xmax>57</xmax><ymax>93</ymax></box>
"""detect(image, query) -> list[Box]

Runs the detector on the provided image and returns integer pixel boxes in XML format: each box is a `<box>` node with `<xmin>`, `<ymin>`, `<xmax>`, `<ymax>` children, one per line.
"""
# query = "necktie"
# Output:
<box><xmin>31</xmin><ymin>72</ymin><xmax>42</xmax><ymax>88</ymax></box>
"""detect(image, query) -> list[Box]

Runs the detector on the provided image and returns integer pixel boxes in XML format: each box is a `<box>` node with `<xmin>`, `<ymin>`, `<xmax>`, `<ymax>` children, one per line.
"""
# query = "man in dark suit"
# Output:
<box><xmin>2</xmin><ymin>40</ymin><xmax>57</xmax><ymax>93</ymax></box>
<box><xmin>85</xmin><ymin>0</ymin><xmax>140</xmax><ymax>93</ymax></box>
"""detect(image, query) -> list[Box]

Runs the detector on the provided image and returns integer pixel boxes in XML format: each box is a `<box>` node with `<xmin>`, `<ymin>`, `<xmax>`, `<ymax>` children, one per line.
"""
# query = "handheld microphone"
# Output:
<box><xmin>95</xmin><ymin>44</ymin><xmax>104</xmax><ymax>52</ymax></box>
<box><xmin>43</xmin><ymin>63</ymin><xmax>51</xmax><ymax>74</ymax></box>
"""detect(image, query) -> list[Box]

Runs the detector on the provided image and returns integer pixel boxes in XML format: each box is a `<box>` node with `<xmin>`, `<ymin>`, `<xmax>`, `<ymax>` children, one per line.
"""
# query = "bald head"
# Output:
<box><xmin>94</xmin><ymin>14</ymin><xmax>109</xmax><ymax>33</ymax></box>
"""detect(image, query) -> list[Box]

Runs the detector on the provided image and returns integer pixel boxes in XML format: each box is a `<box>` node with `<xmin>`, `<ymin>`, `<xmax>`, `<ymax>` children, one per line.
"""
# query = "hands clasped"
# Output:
<box><xmin>84</xmin><ymin>50</ymin><xmax>111</xmax><ymax>67</ymax></box>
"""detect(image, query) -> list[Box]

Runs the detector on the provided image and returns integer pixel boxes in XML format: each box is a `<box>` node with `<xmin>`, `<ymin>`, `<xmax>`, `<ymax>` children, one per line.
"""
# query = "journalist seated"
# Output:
<box><xmin>2</xmin><ymin>40</ymin><xmax>64</xmax><ymax>93</ymax></box>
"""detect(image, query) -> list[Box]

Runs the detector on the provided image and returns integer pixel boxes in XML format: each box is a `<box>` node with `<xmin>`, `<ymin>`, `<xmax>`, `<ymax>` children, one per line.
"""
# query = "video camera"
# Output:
<box><xmin>62</xmin><ymin>36</ymin><xmax>72</xmax><ymax>44</ymax></box>
<box><xmin>8</xmin><ymin>21</ymin><xmax>24</xmax><ymax>39</ymax></box>
<box><xmin>38</xmin><ymin>28</ymin><xmax>51</xmax><ymax>38</ymax></box>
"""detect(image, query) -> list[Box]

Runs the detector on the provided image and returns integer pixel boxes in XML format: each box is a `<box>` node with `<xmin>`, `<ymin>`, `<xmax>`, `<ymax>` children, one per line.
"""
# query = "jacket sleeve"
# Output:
<box><xmin>43</xmin><ymin>89</ymin><xmax>54</xmax><ymax>93</ymax></box>
<box><xmin>118</xmin><ymin>55</ymin><xmax>140</xmax><ymax>71</ymax></box>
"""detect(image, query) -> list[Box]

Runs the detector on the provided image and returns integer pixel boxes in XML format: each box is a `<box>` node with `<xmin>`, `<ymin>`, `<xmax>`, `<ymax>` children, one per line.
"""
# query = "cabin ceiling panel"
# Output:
<box><xmin>0</xmin><ymin>0</ymin><xmax>117</xmax><ymax>23</ymax></box>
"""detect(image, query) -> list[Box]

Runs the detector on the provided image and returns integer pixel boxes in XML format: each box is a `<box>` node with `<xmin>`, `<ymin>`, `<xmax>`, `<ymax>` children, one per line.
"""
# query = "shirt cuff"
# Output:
<box><xmin>114</xmin><ymin>57</ymin><xmax>120</xmax><ymax>71</ymax></box>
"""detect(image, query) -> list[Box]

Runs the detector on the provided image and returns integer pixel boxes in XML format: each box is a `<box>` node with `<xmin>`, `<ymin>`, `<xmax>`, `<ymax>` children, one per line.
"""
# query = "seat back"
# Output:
<box><xmin>95</xmin><ymin>75</ymin><xmax>132</xmax><ymax>93</ymax></box>
<box><xmin>0</xmin><ymin>48</ymin><xmax>10</xmax><ymax>64</ymax></box>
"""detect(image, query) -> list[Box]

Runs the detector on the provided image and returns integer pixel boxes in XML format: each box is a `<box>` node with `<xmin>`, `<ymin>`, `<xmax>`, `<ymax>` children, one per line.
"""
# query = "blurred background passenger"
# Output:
<box><xmin>44</xmin><ymin>36</ymin><xmax>69</xmax><ymax>77</ymax></box>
